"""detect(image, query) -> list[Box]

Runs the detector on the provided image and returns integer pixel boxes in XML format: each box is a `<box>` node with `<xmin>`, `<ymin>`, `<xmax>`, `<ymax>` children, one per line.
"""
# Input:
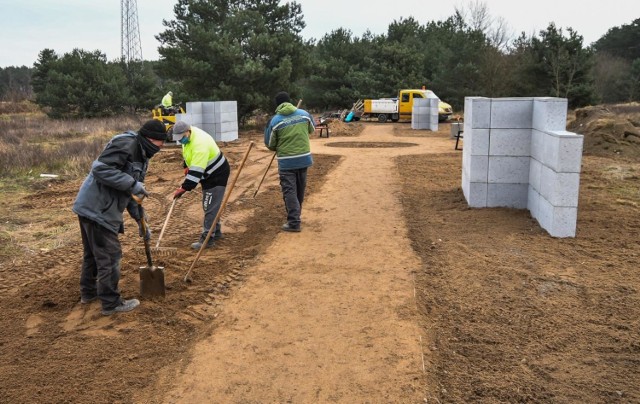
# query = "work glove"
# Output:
<box><xmin>173</xmin><ymin>187</ymin><xmax>187</xmax><ymax>200</ymax></box>
<box><xmin>137</xmin><ymin>219</ymin><xmax>151</xmax><ymax>240</ymax></box>
<box><xmin>132</xmin><ymin>181</ymin><xmax>148</xmax><ymax>198</ymax></box>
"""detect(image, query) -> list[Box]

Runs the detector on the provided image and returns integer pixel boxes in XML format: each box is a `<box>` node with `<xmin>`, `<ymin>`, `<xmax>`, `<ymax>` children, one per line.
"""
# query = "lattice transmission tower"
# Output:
<box><xmin>121</xmin><ymin>0</ymin><xmax>143</xmax><ymax>63</ymax></box>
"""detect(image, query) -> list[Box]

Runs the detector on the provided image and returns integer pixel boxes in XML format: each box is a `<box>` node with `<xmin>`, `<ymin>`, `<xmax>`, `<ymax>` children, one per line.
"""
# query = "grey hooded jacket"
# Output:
<box><xmin>72</xmin><ymin>131</ymin><xmax>149</xmax><ymax>234</ymax></box>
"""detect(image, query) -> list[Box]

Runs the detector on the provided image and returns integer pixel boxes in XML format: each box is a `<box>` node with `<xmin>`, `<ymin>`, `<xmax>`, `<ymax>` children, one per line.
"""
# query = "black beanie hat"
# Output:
<box><xmin>139</xmin><ymin>119</ymin><xmax>167</xmax><ymax>140</ymax></box>
<box><xmin>274</xmin><ymin>91</ymin><xmax>291</xmax><ymax>107</ymax></box>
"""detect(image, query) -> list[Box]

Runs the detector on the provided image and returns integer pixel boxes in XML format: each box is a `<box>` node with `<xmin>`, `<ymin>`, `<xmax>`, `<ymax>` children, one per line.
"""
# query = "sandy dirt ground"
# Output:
<box><xmin>0</xmin><ymin>115</ymin><xmax>639</xmax><ymax>403</ymax></box>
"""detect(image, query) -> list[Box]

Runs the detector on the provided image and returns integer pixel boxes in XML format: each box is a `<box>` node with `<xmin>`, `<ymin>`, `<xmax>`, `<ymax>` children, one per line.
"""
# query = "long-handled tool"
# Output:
<box><xmin>133</xmin><ymin>198</ymin><xmax>178</xmax><ymax>256</ymax></box>
<box><xmin>132</xmin><ymin>195</ymin><xmax>166</xmax><ymax>297</ymax></box>
<box><xmin>253</xmin><ymin>152</ymin><xmax>276</xmax><ymax>198</ymax></box>
<box><xmin>153</xmin><ymin>198</ymin><xmax>178</xmax><ymax>255</ymax></box>
<box><xmin>184</xmin><ymin>141</ymin><xmax>254</xmax><ymax>282</ymax></box>
<box><xmin>253</xmin><ymin>99</ymin><xmax>302</xmax><ymax>198</ymax></box>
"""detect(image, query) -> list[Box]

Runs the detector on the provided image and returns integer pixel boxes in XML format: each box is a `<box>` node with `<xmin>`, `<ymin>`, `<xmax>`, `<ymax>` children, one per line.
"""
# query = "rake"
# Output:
<box><xmin>133</xmin><ymin>195</ymin><xmax>178</xmax><ymax>257</ymax></box>
<box><xmin>152</xmin><ymin>197</ymin><xmax>179</xmax><ymax>256</ymax></box>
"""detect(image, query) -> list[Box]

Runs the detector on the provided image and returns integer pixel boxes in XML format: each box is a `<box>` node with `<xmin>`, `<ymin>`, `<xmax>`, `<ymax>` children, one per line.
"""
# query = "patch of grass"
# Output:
<box><xmin>0</xmin><ymin>231</ymin><xmax>17</xmax><ymax>258</ymax></box>
<box><xmin>0</xmin><ymin>109</ymin><xmax>149</xmax><ymax>179</ymax></box>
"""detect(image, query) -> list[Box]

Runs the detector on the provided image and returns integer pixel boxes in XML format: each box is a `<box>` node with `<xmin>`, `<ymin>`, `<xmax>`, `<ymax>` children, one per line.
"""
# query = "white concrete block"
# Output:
<box><xmin>200</xmin><ymin>123</ymin><xmax>216</xmax><ymax>136</ymax></box>
<box><xmin>412</xmin><ymin>121</ymin><xmax>428</xmax><ymax>129</ymax></box>
<box><xmin>201</xmin><ymin>112</ymin><xmax>217</xmax><ymax>124</ymax></box>
<box><xmin>215</xmin><ymin>121</ymin><xmax>239</xmax><ymax>133</ymax></box>
<box><xmin>427</xmin><ymin>98</ymin><xmax>439</xmax><ymax>108</ymax></box>
<box><xmin>429</xmin><ymin>122</ymin><xmax>438</xmax><ymax>132</ymax></box>
<box><xmin>215</xmin><ymin>101</ymin><xmax>237</xmax><ymax>113</ymax></box>
<box><xmin>465</xmin><ymin>97</ymin><xmax>491</xmax><ymax>129</ymax></box>
<box><xmin>529</xmin><ymin>158</ymin><xmax>542</xmax><ymax>190</ymax></box>
<box><xmin>532</xmin><ymin>98</ymin><xmax>567</xmax><ymax>131</ymax></box>
<box><xmin>462</xmin><ymin>141</ymin><xmax>470</xmax><ymax>176</ymax></box>
<box><xmin>536</xmin><ymin>198</ymin><xmax>578</xmax><ymax>237</ymax></box>
<box><xmin>487</xmin><ymin>183</ymin><xmax>528</xmax><ymax>209</ymax></box>
<box><xmin>414</xmin><ymin>106</ymin><xmax>429</xmax><ymax>116</ymax></box>
<box><xmin>539</xmin><ymin>166</ymin><xmax>580</xmax><ymax>207</ymax></box>
<box><xmin>414</xmin><ymin>98</ymin><xmax>429</xmax><ymax>107</ymax></box>
<box><xmin>186</xmin><ymin>102</ymin><xmax>203</xmax><ymax>115</ymax></box>
<box><xmin>467</xmin><ymin>155</ymin><xmax>489</xmax><ymax>182</ymax></box>
<box><xmin>530</xmin><ymin>129</ymin><xmax>545</xmax><ymax>161</ymax></box>
<box><xmin>462</xmin><ymin>171</ymin><xmax>469</xmax><ymax>199</ymax></box>
<box><xmin>527</xmin><ymin>186</ymin><xmax>541</xmax><ymax>219</ymax></box>
<box><xmin>467</xmin><ymin>182</ymin><xmax>489</xmax><ymax>208</ymax></box>
<box><xmin>555</xmin><ymin>131</ymin><xmax>584</xmax><ymax>173</ymax></box>
<box><xmin>542</xmin><ymin>131</ymin><xmax>584</xmax><ymax>173</ymax></box>
<box><xmin>217</xmin><ymin>131</ymin><xmax>238</xmax><ymax>142</ymax></box>
<box><xmin>488</xmin><ymin>156</ymin><xmax>530</xmax><ymax>184</ymax></box>
<box><xmin>462</xmin><ymin>171</ymin><xmax>488</xmax><ymax>207</ymax></box>
<box><xmin>201</xmin><ymin>102</ymin><xmax>216</xmax><ymax>114</ymax></box>
<box><xmin>537</xmin><ymin>196</ymin><xmax>554</xmax><ymax>233</ymax></box>
<box><xmin>186</xmin><ymin>113</ymin><xmax>203</xmax><ymax>125</ymax></box>
<box><xmin>490</xmin><ymin>98</ymin><xmax>534</xmax><ymax>129</ymax></box>
<box><xmin>489</xmin><ymin>129</ymin><xmax>532</xmax><ymax>156</ymax></box>
<box><xmin>465</xmin><ymin>128</ymin><xmax>490</xmax><ymax>156</ymax></box>
<box><xmin>549</xmin><ymin>207</ymin><xmax>578</xmax><ymax>238</ymax></box>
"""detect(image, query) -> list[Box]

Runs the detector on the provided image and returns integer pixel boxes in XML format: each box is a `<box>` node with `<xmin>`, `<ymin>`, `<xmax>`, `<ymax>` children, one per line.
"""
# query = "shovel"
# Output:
<box><xmin>133</xmin><ymin>195</ymin><xmax>166</xmax><ymax>297</ymax></box>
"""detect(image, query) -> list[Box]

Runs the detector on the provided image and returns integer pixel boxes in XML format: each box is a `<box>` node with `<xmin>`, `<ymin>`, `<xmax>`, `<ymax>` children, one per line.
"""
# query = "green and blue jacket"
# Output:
<box><xmin>264</xmin><ymin>102</ymin><xmax>314</xmax><ymax>170</ymax></box>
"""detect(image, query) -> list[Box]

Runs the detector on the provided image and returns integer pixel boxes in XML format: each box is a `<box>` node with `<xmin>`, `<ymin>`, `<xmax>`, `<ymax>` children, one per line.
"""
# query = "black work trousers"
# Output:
<box><xmin>78</xmin><ymin>216</ymin><xmax>123</xmax><ymax>310</ymax></box>
<box><xmin>279</xmin><ymin>167</ymin><xmax>307</xmax><ymax>227</ymax></box>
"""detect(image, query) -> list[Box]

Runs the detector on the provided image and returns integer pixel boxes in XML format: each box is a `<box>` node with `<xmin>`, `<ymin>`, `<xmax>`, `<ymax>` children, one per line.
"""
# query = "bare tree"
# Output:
<box><xmin>455</xmin><ymin>0</ymin><xmax>513</xmax><ymax>51</ymax></box>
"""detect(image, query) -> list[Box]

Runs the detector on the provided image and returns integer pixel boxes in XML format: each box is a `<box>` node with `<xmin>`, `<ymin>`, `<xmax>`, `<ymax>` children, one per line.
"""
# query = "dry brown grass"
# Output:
<box><xmin>0</xmin><ymin>111</ymin><xmax>150</xmax><ymax>180</ymax></box>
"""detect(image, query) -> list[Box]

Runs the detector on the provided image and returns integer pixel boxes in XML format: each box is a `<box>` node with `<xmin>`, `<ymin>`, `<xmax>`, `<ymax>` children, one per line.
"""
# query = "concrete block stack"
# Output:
<box><xmin>411</xmin><ymin>98</ymin><xmax>438</xmax><ymax>131</ymax></box>
<box><xmin>461</xmin><ymin>97</ymin><xmax>583</xmax><ymax>238</ymax></box>
<box><xmin>176</xmin><ymin>101</ymin><xmax>239</xmax><ymax>142</ymax></box>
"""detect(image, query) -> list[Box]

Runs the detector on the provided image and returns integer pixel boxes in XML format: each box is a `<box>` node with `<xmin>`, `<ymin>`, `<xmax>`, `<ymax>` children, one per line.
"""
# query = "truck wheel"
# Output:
<box><xmin>377</xmin><ymin>114</ymin><xmax>387</xmax><ymax>123</ymax></box>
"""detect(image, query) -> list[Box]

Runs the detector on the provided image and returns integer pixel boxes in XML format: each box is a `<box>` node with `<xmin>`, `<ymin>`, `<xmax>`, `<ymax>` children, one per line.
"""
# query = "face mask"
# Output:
<box><xmin>179</xmin><ymin>136</ymin><xmax>190</xmax><ymax>145</ymax></box>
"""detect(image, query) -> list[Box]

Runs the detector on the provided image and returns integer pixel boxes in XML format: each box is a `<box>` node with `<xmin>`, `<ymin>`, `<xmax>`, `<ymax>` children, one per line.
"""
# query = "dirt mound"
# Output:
<box><xmin>567</xmin><ymin>104</ymin><xmax>640</xmax><ymax>159</ymax></box>
<box><xmin>322</xmin><ymin>119</ymin><xmax>363</xmax><ymax>137</ymax></box>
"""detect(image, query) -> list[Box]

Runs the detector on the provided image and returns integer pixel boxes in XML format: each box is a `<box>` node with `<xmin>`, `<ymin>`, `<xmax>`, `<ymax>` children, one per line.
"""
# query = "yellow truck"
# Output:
<box><xmin>359</xmin><ymin>88</ymin><xmax>452</xmax><ymax>123</ymax></box>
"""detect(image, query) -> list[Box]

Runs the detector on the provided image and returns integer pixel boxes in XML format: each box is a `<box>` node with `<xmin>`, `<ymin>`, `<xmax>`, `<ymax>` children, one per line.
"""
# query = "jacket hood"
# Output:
<box><xmin>275</xmin><ymin>102</ymin><xmax>297</xmax><ymax>116</ymax></box>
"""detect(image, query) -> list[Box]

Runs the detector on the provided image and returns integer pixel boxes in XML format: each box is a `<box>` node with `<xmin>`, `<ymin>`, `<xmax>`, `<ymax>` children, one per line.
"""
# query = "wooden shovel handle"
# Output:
<box><xmin>133</xmin><ymin>197</ymin><xmax>153</xmax><ymax>268</ymax></box>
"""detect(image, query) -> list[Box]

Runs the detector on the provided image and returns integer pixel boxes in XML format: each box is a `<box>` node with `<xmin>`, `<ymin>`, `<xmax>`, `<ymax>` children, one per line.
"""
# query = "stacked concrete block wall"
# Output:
<box><xmin>461</xmin><ymin>97</ymin><xmax>583</xmax><ymax>238</ymax></box>
<box><xmin>411</xmin><ymin>98</ymin><xmax>439</xmax><ymax>131</ymax></box>
<box><xmin>176</xmin><ymin>101</ymin><xmax>239</xmax><ymax>142</ymax></box>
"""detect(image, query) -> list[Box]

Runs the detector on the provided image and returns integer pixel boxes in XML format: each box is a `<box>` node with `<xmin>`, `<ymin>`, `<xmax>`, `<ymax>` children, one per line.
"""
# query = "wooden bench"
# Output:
<box><xmin>315</xmin><ymin>119</ymin><xmax>330</xmax><ymax>138</ymax></box>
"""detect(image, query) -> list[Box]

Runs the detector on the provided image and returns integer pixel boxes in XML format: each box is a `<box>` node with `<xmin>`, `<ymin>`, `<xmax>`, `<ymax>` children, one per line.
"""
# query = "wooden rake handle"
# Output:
<box><xmin>155</xmin><ymin>197</ymin><xmax>177</xmax><ymax>249</ymax></box>
<box><xmin>184</xmin><ymin>141</ymin><xmax>255</xmax><ymax>282</ymax></box>
<box><xmin>253</xmin><ymin>152</ymin><xmax>276</xmax><ymax>198</ymax></box>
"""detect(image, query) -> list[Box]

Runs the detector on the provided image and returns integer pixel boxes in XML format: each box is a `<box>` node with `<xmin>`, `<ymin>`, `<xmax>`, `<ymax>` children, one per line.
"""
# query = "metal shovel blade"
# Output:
<box><xmin>139</xmin><ymin>266</ymin><xmax>166</xmax><ymax>297</ymax></box>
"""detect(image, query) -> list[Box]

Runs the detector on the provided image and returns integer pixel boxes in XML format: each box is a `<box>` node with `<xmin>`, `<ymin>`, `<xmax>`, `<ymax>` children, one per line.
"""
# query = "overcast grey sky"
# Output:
<box><xmin>1</xmin><ymin>0</ymin><xmax>638</xmax><ymax>68</ymax></box>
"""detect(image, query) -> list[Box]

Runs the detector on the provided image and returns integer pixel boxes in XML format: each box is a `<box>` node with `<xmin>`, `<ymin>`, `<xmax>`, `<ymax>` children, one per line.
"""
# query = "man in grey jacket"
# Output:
<box><xmin>72</xmin><ymin>119</ymin><xmax>167</xmax><ymax>315</ymax></box>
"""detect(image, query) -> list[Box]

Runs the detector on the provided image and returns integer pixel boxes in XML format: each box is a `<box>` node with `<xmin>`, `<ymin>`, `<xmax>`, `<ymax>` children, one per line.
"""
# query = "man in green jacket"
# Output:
<box><xmin>264</xmin><ymin>91</ymin><xmax>315</xmax><ymax>232</ymax></box>
<box><xmin>172</xmin><ymin>121</ymin><xmax>231</xmax><ymax>249</ymax></box>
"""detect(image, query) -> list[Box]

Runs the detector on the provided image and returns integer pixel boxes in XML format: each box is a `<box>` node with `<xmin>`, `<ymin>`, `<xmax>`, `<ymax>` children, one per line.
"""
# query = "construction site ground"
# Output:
<box><xmin>1</xmin><ymin>108</ymin><xmax>639</xmax><ymax>403</ymax></box>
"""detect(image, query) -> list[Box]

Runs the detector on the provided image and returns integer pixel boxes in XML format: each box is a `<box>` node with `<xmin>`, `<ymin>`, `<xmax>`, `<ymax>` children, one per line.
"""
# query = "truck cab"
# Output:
<box><xmin>398</xmin><ymin>89</ymin><xmax>452</xmax><ymax>122</ymax></box>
